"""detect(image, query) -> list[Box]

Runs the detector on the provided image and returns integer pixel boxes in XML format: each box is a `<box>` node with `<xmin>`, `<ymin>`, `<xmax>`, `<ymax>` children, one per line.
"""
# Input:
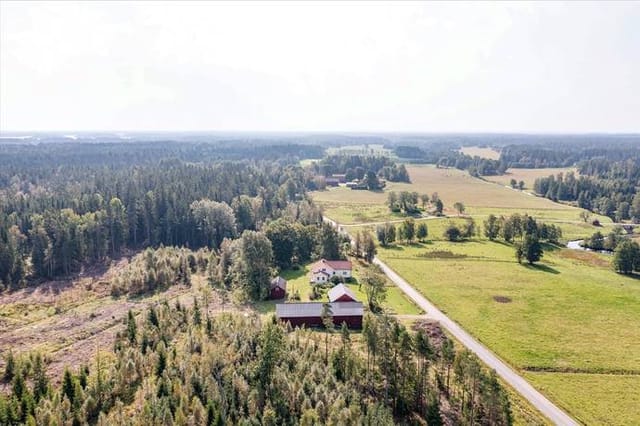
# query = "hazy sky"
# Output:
<box><xmin>1</xmin><ymin>1</ymin><xmax>639</xmax><ymax>132</ymax></box>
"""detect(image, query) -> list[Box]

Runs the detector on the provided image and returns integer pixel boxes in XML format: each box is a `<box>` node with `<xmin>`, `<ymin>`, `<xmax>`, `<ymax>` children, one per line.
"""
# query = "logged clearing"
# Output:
<box><xmin>376</xmin><ymin>240</ymin><xmax>640</xmax><ymax>424</ymax></box>
<box><xmin>0</xmin><ymin>258</ymin><xmax>239</xmax><ymax>384</ymax></box>
<box><xmin>459</xmin><ymin>146</ymin><xmax>501</xmax><ymax>160</ymax></box>
<box><xmin>486</xmin><ymin>167</ymin><xmax>578</xmax><ymax>190</ymax></box>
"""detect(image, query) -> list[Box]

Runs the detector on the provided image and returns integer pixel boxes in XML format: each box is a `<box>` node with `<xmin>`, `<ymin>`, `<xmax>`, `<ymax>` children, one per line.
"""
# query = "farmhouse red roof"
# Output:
<box><xmin>313</xmin><ymin>259</ymin><xmax>352</xmax><ymax>271</ymax></box>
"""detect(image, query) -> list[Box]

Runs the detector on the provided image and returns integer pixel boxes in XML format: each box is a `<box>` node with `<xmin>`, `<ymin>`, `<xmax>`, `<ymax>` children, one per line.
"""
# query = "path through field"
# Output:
<box><xmin>325</xmin><ymin>216</ymin><xmax>578</xmax><ymax>426</ymax></box>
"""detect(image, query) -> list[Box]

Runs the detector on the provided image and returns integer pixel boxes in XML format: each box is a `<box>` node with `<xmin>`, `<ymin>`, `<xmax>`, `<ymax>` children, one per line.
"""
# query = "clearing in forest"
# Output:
<box><xmin>458</xmin><ymin>146</ymin><xmax>501</xmax><ymax>160</ymax></box>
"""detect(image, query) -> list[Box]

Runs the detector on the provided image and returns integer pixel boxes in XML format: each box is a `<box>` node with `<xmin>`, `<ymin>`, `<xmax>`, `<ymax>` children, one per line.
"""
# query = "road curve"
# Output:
<box><xmin>324</xmin><ymin>216</ymin><xmax>578</xmax><ymax>426</ymax></box>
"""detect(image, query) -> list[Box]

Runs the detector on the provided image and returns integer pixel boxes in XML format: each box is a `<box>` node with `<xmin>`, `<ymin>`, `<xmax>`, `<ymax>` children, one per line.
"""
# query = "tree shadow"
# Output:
<box><xmin>523</xmin><ymin>263</ymin><xmax>560</xmax><ymax>275</ymax></box>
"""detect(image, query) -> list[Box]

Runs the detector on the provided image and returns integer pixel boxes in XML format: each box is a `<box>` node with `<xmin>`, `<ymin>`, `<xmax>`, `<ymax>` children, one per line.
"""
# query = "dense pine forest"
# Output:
<box><xmin>0</xmin><ymin>142</ymin><xmax>329</xmax><ymax>290</ymax></box>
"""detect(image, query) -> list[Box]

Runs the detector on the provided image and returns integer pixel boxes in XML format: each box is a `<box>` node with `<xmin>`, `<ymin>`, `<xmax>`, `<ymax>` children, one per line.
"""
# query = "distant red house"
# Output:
<box><xmin>328</xmin><ymin>283</ymin><xmax>357</xmax><ymax>302</ymax></box>
<box><xmin>269</xmin><ymin>276</ymin><xmax>287</xmax><ymax>299</ymax></box>
<box><xmin>276</xmin><ymin>301</ymin><xmax>363</xmax><ymax>329</ymax></box>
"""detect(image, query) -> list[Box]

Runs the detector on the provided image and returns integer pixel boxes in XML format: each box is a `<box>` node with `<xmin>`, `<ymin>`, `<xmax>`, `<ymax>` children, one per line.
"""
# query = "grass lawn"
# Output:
<box><xmin>254</xmin><ymin>260</ymin><xmax>423</xmax><ymax>316</ymax></box>
<box><xmin>376</xmin><ymin>239</ymin><xmax>640</xmax><ymax>424</ymax></box>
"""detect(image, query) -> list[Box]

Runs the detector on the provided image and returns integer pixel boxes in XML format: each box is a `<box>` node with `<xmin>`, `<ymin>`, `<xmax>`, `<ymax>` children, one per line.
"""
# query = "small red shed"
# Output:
<box><xmin>269</xmin><ymin>276</ymin><xmax>287</xmax><ymax>299</ymax></box>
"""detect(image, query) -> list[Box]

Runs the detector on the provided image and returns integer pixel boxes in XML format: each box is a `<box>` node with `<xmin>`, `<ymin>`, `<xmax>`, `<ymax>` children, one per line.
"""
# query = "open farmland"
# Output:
<box><xmin>459</xmin><ymin>146</ymin><xmax>501</xmax><ymax>160</ymax></box>
<box><xmin>486</xmin><ymin>167</ymin><xmax>579</xmax><ymax>191</ymax></box>
<box><xmin>375</xmin><ymin>239</ymin><xmax>640</xmax><ymax>425</ymax></box>
<box><xmin>314</xmin><ymin>165</ymin><xmax>610</xmax><ymax>241</ymax></box>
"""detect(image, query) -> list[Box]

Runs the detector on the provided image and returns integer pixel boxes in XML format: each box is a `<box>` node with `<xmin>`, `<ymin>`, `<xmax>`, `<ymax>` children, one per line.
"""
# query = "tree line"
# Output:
<box><xmin>312</xmin><ymin>155</ymin><xmax>410</xmax><ymax>183</ymax></box>
<box><xmin>0</xmin><ymin>149</ymin><xmax>330</xmax><ymax>290</ymax></box>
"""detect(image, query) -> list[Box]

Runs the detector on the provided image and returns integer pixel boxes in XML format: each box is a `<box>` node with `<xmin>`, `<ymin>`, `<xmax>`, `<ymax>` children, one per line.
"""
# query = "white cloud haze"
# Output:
<box><xmin>1</xmin><ymin>1</ymin><xmax>639</xmax><ymax>132</ymax></box>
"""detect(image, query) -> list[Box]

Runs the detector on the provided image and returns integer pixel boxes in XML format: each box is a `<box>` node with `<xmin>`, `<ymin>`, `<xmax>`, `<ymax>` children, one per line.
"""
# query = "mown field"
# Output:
<box><xmin>375</xmin><ymin>239</ymin><xmax>640</xmax><ymax>425</ymax></box>
<box><xmin>314</xmin><ymin>164</ymin><xmax>610</xmax><ymax>242</ymax></box>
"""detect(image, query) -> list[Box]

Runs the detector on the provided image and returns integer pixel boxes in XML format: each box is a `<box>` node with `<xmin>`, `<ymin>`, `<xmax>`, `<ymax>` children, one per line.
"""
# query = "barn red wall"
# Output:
<box><xmin>270</xmin><ymin>287</ymin><xmax>286</xmax><ymax>299</ymax></box>
<box><xmin>279</xmin><ymin>315</ymin><xmax>362</xmax><ymax>329</ymax></box>
<box><xmin>334</xmin><ymin>294</ymin><xmax>356</xmax><ymax>302</ymax></box>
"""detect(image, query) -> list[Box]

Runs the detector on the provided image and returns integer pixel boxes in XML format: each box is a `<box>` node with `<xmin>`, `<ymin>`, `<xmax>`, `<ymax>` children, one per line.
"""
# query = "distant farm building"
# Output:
<box><xmin>328</xmin><ymin>283</ymin><xmax>357</xmax><ymax>302</ymax></box>
<box><xmin>310</xmin><ymin>259</ymin><xmax>353</xmax><ymax>284</ymax></box>
<box><xmin>325</xmin><ymin>177</ymin><xmax>340</xmax><ymax>187</ymax></box>
<box><xmin>275</xmin><ymin>301</ymin><xmax>364</xmax><ymax>329</ymax></box>
<box><xmin>269</xmin><ymin>276</ymin><xmax>287</xmax><ymax>299</ymax></box>
<box><xmin>331</xmin><ymin>174</ymin><xmax>347</xmax><ymax>183</ymax></box>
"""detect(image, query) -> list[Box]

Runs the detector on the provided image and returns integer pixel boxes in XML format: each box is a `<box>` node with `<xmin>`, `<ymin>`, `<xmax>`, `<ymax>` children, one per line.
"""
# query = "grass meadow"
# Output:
<box><xmin>375</xmin><ymin>239</ymin><xmax>640</xmax><ymax>424</ymax></box>
<box><xmin>313</xmin><ymin>165</ymin><xmax>608</xmax><ymax>241</ymax></box>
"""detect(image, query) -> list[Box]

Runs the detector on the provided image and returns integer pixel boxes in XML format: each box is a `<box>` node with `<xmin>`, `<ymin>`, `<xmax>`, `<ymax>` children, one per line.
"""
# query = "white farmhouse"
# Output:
<box><xmin>309</xmin><ymin>259</ymin><xmax>353</xmax><ymax>284</ymax></box>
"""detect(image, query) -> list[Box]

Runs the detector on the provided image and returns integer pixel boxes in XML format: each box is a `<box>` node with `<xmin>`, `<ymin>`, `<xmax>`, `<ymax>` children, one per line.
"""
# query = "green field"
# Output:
<box><xmin>313</xmin><ymin>165</ymin><xmax>608</xmax><ymax>242</ymax></box>
<box><xmin>375</xmin><ymin>240</ymin><xmax>640</xmax><ymax>424</ymax></box>
<box><xmin>525</xmin><ymin>372</ymin><xmax>640</xmax><ymax>425</ymax></box>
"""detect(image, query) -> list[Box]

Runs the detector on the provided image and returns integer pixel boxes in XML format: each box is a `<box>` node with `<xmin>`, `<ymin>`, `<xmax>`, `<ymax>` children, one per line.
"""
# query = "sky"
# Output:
<box><xmin>1</xmin><ymin>1</ymin><xmax>639</xmax><ymax>133</ymax></box>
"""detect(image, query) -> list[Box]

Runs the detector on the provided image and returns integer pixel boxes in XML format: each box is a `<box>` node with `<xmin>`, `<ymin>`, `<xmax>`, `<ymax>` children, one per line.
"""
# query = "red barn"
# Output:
<box><xmin>276</xmin><ymin>301</ymin><xmax>363</xmax><ymax>329</ymax></box>
<box><xmin>269</xmin><ymin>276</ymin><xmax>287</xmax><ymax>299</ymax></box>
<box><xmin>328</xmin><ymin>283</ymin><xmax>358</xmax><ymax>302</ymax></box>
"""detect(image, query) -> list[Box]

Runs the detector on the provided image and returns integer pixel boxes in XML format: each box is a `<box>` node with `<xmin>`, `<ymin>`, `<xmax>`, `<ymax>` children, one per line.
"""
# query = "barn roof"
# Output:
<box><xmin>276</xmin><ymin>301</ymin><xmax>363</xmax><ymax>318</ymax></box>
<box><xmin>270</xmin><ymin>276</ymin><xmax>287</xmax><ymax>290</ymax></box>
<box><xmin>328</xmin><ymin>284</ymin><xmax>358</xmax><ymax>302</ymax></box>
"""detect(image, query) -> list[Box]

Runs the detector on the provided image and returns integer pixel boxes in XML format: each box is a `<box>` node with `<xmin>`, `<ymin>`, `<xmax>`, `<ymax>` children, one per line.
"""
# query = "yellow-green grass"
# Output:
<box><xmin>486</xmin><ymin>167</ymin><xmax>578</xmax><ymax>191</ymax></box>
<box><xmin>376</xmin><ymin>240</ymin><xmax>640</xmax><ymax>424</ymax></box>
<box><xmin>377</xmin><ymin>240</ymin><xmax>640</xmax><ymax>372</ymax></box>
<box><xmin>459</xmin><ymin>146</ymin><xmax>501</xmax><ymax>160</ymax></box>
<box><xmin>255</xmin><ymin>260</ymin><xmax>423</xmax><ymax>316</ymax></box>
<box><xmin>524</xmin><ymin>372</ymin><xmax>640</xmax><ymax>426</ymax></box>
<box><xmin>313</xmin><ymin>165</ymin><xmax>596</xmax><ymax>228</ymax></box>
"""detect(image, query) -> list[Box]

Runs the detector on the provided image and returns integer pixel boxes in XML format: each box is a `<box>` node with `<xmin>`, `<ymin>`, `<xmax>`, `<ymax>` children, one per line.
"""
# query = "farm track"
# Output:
<box><xmin>325</xmin><ymin>216</ymin><xmax>579</xmax><ymax>426</ymax></box>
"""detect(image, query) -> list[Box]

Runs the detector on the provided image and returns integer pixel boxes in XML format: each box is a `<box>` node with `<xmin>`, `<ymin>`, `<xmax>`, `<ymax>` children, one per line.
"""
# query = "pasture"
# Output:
<box><xmin>375</xmin><ymin>239</ymin><xmax>640</xmax><ymax>424</ymax></box>
<box><xmin>314</xmin><ymin>164</ymin><xmax>610</xmax><ymax>242</ymax></box>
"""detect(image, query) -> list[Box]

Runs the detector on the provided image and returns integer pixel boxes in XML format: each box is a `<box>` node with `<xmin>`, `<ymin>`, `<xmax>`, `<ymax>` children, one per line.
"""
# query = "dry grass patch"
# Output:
<box><xmin>459</xmin><ymin>146</ymin><xmax>501</xmax><ymax>160</ymax></box>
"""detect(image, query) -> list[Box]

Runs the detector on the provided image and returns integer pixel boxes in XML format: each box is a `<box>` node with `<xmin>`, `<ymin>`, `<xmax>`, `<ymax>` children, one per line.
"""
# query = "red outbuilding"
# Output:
<box><xmin>269</xmin><ymin>276</ymin><xmax>287</xmax><ymax>299</ymax></box>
